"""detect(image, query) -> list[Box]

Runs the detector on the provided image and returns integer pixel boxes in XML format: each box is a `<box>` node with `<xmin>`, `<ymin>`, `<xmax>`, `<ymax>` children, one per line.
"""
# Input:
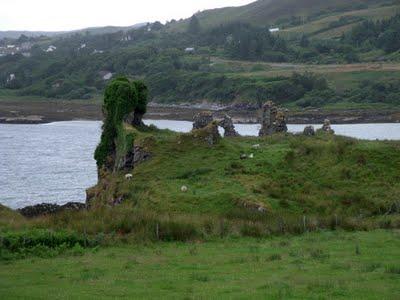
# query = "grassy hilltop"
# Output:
<box><xmin>171</xmin><ymin>0</ymin><xmax>396</xmax><ymax>30</ymax></box>
<box><xmin>89</xmin><ymin>125</ymin><xmax>400</xmax><ymax>218</ymax></box>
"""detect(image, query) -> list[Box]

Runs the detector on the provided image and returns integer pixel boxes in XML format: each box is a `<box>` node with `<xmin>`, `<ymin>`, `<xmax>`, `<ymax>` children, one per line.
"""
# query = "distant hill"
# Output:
<box><xmin>170</xmin><ymin>0</ymin><xmax>397</xmax><ymax>30</ymax></box>
<box><xmin>0</xmin><ymin>31</ymin><xmax>64</xmax><ymax>39</ymax></box>
<box><xmin>0</xmin><ymin>23</ymin><xmax>147</xmax><ymax>39</ymax></box>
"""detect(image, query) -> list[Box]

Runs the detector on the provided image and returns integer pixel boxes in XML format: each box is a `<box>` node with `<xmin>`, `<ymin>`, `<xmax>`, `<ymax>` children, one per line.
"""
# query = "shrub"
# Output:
<box><xmin>0</xmin><ymin>229</ymin><xmax>97</xmax><ymax>261</ymax></box>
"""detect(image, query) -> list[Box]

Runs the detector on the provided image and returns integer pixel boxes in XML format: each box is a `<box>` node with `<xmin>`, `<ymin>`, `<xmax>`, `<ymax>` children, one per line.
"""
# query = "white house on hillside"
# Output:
<box><xmin>185</xmin><ymin>47</ymin><xmax>195</xmax><ymax>53</ymax></box>
<box><xmin>45</xmin><ymin>45</ymin><xmax>57</xmax><ymax>52</ymax></box>
<box><xmin>269</xmin><ymin>28</ymin><xmax>280</xmax><ymax>33</ymax></box>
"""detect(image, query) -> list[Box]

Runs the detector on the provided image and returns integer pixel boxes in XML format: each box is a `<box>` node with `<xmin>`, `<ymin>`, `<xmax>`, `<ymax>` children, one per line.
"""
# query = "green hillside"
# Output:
<box><xmin>283</xmin><ymin>4</ymin><xmax>400</xmax><ymax>38</ymax></box>
<box><xmin>1</xmin><ymin>0</ymin><xmax>400</xmax><ymax>108</ymax></box>
<box><xmin>171</xmin><ymin>0</ymin><xmax>396</xmax><ymax>31</ymax></box>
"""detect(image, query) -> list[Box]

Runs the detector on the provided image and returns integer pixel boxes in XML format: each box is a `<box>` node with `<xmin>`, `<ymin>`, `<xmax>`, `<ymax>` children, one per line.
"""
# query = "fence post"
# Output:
<box><xmin>303</xmin><ymin>215</ymin><xmax>306</xmax><ymax>233</ymax></box>
<box><xmin>156</xmin><ymin>223</ymin><xmax>159</xmax><ymax>241</ymax></box>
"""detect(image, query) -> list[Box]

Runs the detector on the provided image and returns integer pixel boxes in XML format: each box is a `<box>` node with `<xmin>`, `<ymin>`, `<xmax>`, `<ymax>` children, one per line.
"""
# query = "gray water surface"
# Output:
<box><xmin>0</xmin><ymin>121</ymin><xmax>101</xmax><ymax>209</ymax></box>
<box><xmin>1</xmin><ymin>120</ymin><xmax>399</xmax><ymax>208</ymax></box>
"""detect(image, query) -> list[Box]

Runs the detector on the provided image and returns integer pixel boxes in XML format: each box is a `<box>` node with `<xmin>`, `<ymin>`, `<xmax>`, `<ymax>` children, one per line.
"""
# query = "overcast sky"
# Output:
<box><xmin>0</xmin><ymin>0</ymin><xmax>254</xmax><ymax>31</ymax></box>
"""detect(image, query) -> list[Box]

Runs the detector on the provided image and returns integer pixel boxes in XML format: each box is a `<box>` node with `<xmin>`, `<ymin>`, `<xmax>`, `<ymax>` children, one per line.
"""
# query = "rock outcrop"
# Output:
<box><xmin>303</xmin><ymin>126</ymin><xmax>315</xmax><ymax>136</ymax></box>
<box><xmin>18</xmin><ymin>202</ymin><xmax>86</xmax><ymax>218</ymax></box>
<box><xmin>219</xmin><ymin>114</ymin><xmax>239</xmax><ymax>137</ymax></box>
<box><xmin>259</xmin><ymin>101</ymin><xmax>288</xmax><ymax>136</ymax></box>
<box><xmin>118</xmin><ymin>145</ymin><xmax>152</xmax><ymax>171</ymax></box>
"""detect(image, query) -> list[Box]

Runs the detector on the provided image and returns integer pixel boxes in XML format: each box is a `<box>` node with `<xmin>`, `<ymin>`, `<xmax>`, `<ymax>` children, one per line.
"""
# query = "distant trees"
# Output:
<box><xmin>206</xmin><ymin>22</ymin><xmax>289</xmax><ymax>61</ymax></box>
<box><xmin>188</xmin><ymin>15</ymin><xmax>201</xmax><ymax>34</ymax></box>
<box><xmin>346</xmin><ymin>14</ymin><xmax>400</xmax><ymax>53</ymax></box>
<box><xmin>299</xmin><ymin>35</ymin><xmax>310</xmax><ymax>48</ymax></box>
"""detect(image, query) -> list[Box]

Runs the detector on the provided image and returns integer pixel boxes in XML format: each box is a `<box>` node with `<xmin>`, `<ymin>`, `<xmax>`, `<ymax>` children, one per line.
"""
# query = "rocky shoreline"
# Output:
<box><xmin>1</xmin><ymin>99</ymin><xmax>400</xmax><ymax>125</ymax></box>
<box><xmin>16</xmin><ymin>202</ymin><xmax>87</xmax><ymax>218</ymax></box>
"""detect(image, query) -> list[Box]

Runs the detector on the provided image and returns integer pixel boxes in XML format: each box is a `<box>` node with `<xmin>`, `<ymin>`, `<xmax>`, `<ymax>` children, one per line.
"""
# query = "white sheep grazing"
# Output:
<box><xmin>249</xmin><ymin>153</ymin><xmax>254</xmax><ymax>159</ymax></box>
<box><xmin>181</xmin><ymin>185</ymin><xmax>188</xmax><ymax>192</ymax></box>
<box><xmin>252</xmin><ymin>144</ymin><xmax>260</xmax><ymax>149</ymax></box>
<box><xmin>125</xmin><ymin>174</ymin><xmax>133</xmax><ymax>180</ymax></box>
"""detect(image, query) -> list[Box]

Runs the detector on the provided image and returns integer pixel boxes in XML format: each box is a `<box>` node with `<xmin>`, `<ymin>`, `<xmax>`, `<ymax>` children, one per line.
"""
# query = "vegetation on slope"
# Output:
<box><xmin>89</xmin><ymin>125</ymin><xmax>400</xmax><ymax>218</ymax></box>
<box><xmin>1</xmin><ymin>1</ymin><xmax>400</xmax><ymax>107</ymax></box>
<box><xmin>172</xmin><ymin>0</ymin><xmax>395</xmax><ymax>30</ymax></box>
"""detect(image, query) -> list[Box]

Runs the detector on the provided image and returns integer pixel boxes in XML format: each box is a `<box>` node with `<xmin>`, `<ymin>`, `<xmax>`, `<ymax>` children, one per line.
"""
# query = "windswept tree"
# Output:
<box><xmin>132</xmin><ymin>80</ymin><xmax>148</xmax><ymax>126</ymax></box>
<box><xmin>94</xmin><ymin>76</ymin><xmax>140</xmax><ymax>169</ymax></box>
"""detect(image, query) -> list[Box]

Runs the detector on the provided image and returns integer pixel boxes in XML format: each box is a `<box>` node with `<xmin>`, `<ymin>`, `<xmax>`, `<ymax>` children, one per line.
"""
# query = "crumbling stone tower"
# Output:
<box><xmin>259</xmin><ymin>101</ymin><xmax>287</xmax><ymax>136</ymax></box>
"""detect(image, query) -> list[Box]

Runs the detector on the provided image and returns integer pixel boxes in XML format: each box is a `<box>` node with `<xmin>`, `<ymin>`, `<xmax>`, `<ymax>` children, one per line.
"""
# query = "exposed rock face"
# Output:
<box><xmin>18</xmin><ymin>202</ymin><xmax>86</xmax><ymax>218</ymax></box>
<box><xmin>259</xmin><ymin>101</ymin><xmax>288</xmax><ymax>136</ymax></box>
<box><xmin>321</xmin><ymin>119</ymin><xmax>335</xmax><ymax>134</ymax></box>
<box><xmin>193</xmin><ymin>111</ymin><xmax>214</xmax><ymax>130</ymax></box>
<box><xmin>219</xmin><ymin>114</ymin><xmax>239</xmax><ymax>137</ymax></box>
<box><xmin>133</xmin><ymin>146</ymin><xmax>152</xmax><ymax>166</ymax></box>
<box><xmin>303</xmin><ymin>126</ymin><xmax>315</xmax><ymax>136</ymax></box>
<box><xmin>116</xmin><ymin>144</ymin><xmax>152</xmax><ymax>171</ymax></box>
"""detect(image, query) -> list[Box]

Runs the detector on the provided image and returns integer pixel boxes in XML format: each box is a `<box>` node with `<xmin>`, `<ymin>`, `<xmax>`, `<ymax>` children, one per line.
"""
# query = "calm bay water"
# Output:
<box><xmin>1</xmin><ymin>120</ymin><xmax>399</xmax><ymax>209</ymax></box>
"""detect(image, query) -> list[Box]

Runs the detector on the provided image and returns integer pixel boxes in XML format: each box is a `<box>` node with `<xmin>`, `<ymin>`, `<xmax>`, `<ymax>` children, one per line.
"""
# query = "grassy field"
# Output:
<box><xmin>282</xmin><ymin>5</ymin><xmax>400</xmax><ymax>38</ymax></box>
<box><xmin>211</xmin><ymin>57</ymin><xmax>400</xmax><ymax>77</ymax></box>
<box><xmin>1</xmin><ymin>230</ymin><xmax>399</xmax><ymax>299</ymax></box>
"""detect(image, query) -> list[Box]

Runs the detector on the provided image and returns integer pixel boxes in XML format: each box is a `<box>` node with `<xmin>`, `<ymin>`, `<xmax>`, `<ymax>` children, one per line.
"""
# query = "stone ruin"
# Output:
<box><xmin>218</xmin><ymin>114</ymin><xmax>239</xmax><ymax>137</ymax></box>
<box><xmin>193</xmin><ymin>112</ymin><xmax>214</xmax><ymax>130</ymax></box>
<box><xmin>192</xmin><ymin>111</ymin><xmax>239</xmax><ymax>138</ymax></box>
<box><xmin>321</xmin><ymin>119</ymin><xmax>335</xmax><ymax>134</ymax></box>
<box><xmin>259</xmin><ymin>101</ymin><xmax>288</xmax><ymax>136</ymax></box>
<box><xmin>303</xmin><ymin>126</ymin><xmax>315</xmax><ymax>136</ymax></box>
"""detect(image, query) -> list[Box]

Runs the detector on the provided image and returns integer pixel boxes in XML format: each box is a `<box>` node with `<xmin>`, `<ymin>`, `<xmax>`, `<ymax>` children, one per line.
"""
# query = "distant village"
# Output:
<box><xmin>0</xmin><ymin>25</ymin><xmax>281</xmax><ymax>86</ymax></box>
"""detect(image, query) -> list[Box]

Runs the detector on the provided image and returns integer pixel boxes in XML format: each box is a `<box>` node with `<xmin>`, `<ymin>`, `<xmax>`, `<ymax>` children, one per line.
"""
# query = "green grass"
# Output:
<box><xmin>0</xmin><ymin>89</ymin><xmax>103</xmax><ymax>104</ymax></box>
<box><xmin>0</xmin><ymin>230</ymin><xmax>399</xmax><ymax>299</ymax></box>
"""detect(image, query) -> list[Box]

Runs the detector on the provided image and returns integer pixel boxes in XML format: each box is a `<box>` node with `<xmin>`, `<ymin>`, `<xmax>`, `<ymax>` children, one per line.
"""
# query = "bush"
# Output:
<box><xmin>0</xmin><ymin>229</ymin><xmax>97</xmax><ymax>260</ymax></box>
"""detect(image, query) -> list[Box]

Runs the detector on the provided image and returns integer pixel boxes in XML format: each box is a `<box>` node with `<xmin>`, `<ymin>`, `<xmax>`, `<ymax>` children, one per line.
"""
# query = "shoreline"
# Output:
<box><xmin>1</xmin><ymin>99</ymin><xmax>400</xmax><ymax>125</ymax></box>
